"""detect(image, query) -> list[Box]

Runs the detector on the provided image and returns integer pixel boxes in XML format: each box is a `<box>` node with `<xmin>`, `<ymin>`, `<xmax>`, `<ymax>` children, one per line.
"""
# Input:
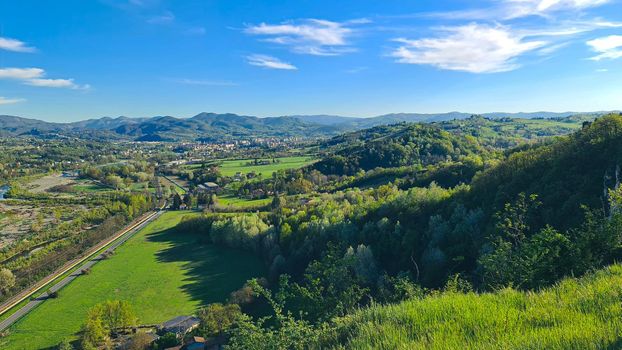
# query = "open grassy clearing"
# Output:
<box><xmin>0</xmin><ymin>211</ymin><xmax>266</xmax><ymax>350</ymax></box>
<box><xmin>70</xmin><ymin>179</ymin><xmax>111</xmax><ymax>193</ymax></box>
<box><xmin>129</xmin><ymin>182</ymin><xmax>155</xmax><ymax>193</ymax></box>
<box><xmin>71</xmin><ymin>183</ymin><xmax>110</xmax><ymax>193</ymax></box>
<box><xmin>326</xmin><ymin>264</ymin><xmax>622</xmax><ymax>350</ymax></box>
<box><xmin>216</xmin><ymin>194</ymin><xmax>271</xmax><ymax>208</ymax></box>
<box><xmin>217</xmin><ymin>156</ymin><xmax>316</xmax><ymax>177</ymax></box>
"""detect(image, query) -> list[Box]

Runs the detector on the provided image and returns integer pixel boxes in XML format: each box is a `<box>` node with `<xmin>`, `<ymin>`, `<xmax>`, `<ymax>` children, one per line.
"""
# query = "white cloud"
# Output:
<box><xmin>0</xmin><ymin>37</ymin><xmax>36</xmax><ymax>53</ymax></box>
<box><xmin>25</xmin><ymin>78</ymin><xmax>89</xmax><ymax>90</ymax></box>
<box><xmin>0</xmin><ymin>97</ymin><xmax>25</xmax><ymax>105</ymax></box>
<box><xmin>0</xmin><ymin>68</ymin><xmax>45</xmax><ymax>79</ymax></box>
<box><xmin>0</xmin><ymin>67</ymin><xmax>89</xmax><ymax>89</ymax></box>
<box><xmin>245</xmin><ymin>19</ymin><xmax>364</xmax><ymax>56</ymax></box>
<box><xmin>420</xmin><ymin>0</ymin><xmax>612</xmax><ymax>20</ymax></box>
<box><xmin>390</xmin><ymin>24</ymin><xmax>547</xmax><ymax>73</ymax></box>
<box><xmin>246</xmin><ymin>54</ymin><xmax>297</xmax><ymax>70</ymax></box>
<box><xmin>587</xmin><ymin>35</ymin><xmax>622</xmax><ymax>60</ymax></box>
<box><xmin>506</xmin><ymin>0</ymin><xmax>611</xmax><ymax>16</ymax></box>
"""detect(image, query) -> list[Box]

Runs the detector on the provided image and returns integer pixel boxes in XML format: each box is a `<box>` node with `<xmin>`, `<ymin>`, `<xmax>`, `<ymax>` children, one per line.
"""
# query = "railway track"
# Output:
<box><xmin>0</xmin><ymin>205</ymin><xmax>165</xmax><ymax>331</ymax></box>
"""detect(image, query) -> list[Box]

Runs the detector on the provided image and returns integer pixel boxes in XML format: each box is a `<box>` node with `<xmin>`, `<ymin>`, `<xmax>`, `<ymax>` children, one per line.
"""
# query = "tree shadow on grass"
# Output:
<box><xmin>145</xmin><ymin>227</ymin><xmax>266</xmax><ymax>307</ymax></box>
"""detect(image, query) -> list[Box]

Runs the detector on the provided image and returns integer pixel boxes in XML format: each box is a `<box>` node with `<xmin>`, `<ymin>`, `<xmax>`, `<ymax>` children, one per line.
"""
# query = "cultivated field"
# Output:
<box><xmin>0</xmin><ymin>211</ymin><xmax>266</xmax><ymax>350</ymax></box>
<box><xmin>216</xmin><ymin>194</ymin><xmax>272</xmax><ymax>209</ymax></box>
<box><xmin>159</xmin><ymin>175</ymin><xmax>187</xmax><ymax>194</ymax></box>
<box><xmin>217</xmin><ymin>156</ymin><xmax>316</xmax><ymax>177</ymax></box>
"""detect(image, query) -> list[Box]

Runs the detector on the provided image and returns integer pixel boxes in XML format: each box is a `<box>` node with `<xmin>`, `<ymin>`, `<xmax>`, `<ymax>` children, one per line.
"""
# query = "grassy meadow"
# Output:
<box><xmin>0</xmin><ymin>211</ymin><xmax>265</xmax><ymax>350</ymax></box>
<box><xmin>218</xmin><ymin>156</ymin><xmax>316</xmax><ymax>177</ymax></box>
<box><xmin>325</xmin><ymin>265</ymin><xmax>622</xmax><ymax>350</ymax></box>
<box><xmin>216</xmin><ymin>194</ymin><xmax>272</xmax><ymax>209</ymax></box>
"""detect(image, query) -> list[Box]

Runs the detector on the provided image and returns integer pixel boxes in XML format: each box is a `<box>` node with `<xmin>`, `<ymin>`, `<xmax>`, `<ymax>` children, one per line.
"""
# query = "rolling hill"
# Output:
<box><xmin>0</xmin><ymin>110</ymin><xmax>616</xmax><ymax>141</ymax></box>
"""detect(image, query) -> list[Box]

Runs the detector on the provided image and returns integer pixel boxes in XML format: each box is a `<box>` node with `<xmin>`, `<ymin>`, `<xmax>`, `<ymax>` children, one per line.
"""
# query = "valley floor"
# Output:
<box><xmin>0</xmin><ymin>211</ymin><xmax>265</xmax><ymax>350</ymax></box>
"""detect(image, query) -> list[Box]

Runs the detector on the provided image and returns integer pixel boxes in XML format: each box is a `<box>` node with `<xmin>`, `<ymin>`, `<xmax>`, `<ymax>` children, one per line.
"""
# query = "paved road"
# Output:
<box><xmin>0</xmin><ymin>210</ymin><xmax>164</xmax><ymax>332</ymax></box>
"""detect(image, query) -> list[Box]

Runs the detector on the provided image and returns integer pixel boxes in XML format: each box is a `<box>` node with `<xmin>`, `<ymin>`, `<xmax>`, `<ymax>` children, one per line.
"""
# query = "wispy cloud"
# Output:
<box><xmin>26</xmin><ymin>78</ymin><xmax>90</xmax><ymax>90</ymax></box>
<box><xmin>0</xmin><ymin>36</ymin><xmax>36</xmax><ymax>53</ymax></box>
<box><xmin>0</xmin><ymin>67</ymin><xmax>89</xmax><ymax>89</ymax></box>
<box><xmin>0</xmin><ymin>97</ymin><xmax>25</xmax><ymax>105</ymax></box>
<box><xmin>387</xmin><ymin>0</ymin><xmax>620</xmax><ymax>74</ymax></box>
<box><xmin>415</xmin><ymin>0</ymin><xmax>613</xmax><ymax>20</ymax></box>
<box><xmin>246</xmin><ymin>54</ymin><xmax>297</xmax><ymax>70</ymax></box>
<box><xmin>184</xmin><ymin>27</ymin><xmax>206</xmax><ymax>36</ymax></box>
<box><xmin>245</xmin><ymin>19</ymin><xmax>365</xmax><ymax>56</ymax></box>
<box><xmin>345</xmin><ymin>66</ymin><xmax>369</xmax><ymax>74</ymax></box>
<box><xmin>390</xmin><ymin>24</ymin><xmax>547</xmax><ymax>73</ymax></box>
<box><xmin>587</xmin><ymin>35</ymin><xmax>622</xmax><ymax>60</ymax></box>
<box><xmin>170</xmin><ymin>78</ymin><xmax>238</xmax><ymax>86</ymax></box>
<box><xmin>147</xmin><ymin>10</ymin><xmax>175</xmax><ymax>24</ymax></box>
<box><xmin>504</xmin><ymin>0</ymin><xmax>612</xmax><ymax>18</ymax></box>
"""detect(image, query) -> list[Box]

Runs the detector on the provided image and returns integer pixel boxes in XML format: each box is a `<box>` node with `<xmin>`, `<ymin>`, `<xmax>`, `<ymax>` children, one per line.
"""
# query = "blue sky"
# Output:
<box><xmin>0</xmin><ymin>0</ymin><xmax>621</xmax><ymax>122</ymax></box>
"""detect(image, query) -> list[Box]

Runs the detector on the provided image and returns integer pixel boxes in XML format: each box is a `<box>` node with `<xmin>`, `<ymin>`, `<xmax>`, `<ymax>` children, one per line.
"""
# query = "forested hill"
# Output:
<box><xmin>320</xmin><ymin>114</ymin><xmax>590</xmax><ymax>152</ymax></box>
<box><xmin>467</xmin><ymin>113</ymin><xmax>622</xmax><ymax>230</ymax></box>
<box><xmin>310</xmin><ymin>115</ymin><xmax>590</xmax><ymax>189</ymax></box>
<box><xmin>271</xmin><ymin>114</ymin><xmax>622</xmax><ymax>293</ymax></box>
<box><xmin>313</xmin><ymin>123</ymin><xmax>484</xmax><ymax>176</ymax></box>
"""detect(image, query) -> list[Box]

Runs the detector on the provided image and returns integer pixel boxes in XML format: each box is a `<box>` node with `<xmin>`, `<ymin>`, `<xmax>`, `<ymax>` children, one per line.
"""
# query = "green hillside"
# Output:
<box><xmin>321</xmin><ymin>264</ymin><xmax>622</xmax><ymax>349</ymax></box>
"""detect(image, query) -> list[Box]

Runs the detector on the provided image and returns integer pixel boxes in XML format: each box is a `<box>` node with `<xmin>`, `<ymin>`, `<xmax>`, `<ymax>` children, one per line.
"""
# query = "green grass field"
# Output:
<box><xmin>218</xmin><ymin>156</ymin><xmax>316</xmax><ymax>177</ymax></box>
<box><xmin>72</xmin><ymin>184</ymin><xmax>110</xmax><ymax>193</ymax></box>
<box><xmin>71</xmin><ymin>180</ymin><xmax>111</xmax><ymax>193</ymax></box>
<box><xmin>324</xmin><ymin>264</ymin><xmax>622</xmax><ymax>349</ymax></box>
<box><xmin>0</xmin><ymin>211</ymin><xmax>265</xmax><ymax>350</ymax></box>
<box><xmin>217</xmin><ymin>194</ymin><xmax>272</xmax><ymax>208</ymax></box>
<box><xmin>129</xmin><ymin>182</ymin><xmax>156</xmax><ymax>193</ymax></box>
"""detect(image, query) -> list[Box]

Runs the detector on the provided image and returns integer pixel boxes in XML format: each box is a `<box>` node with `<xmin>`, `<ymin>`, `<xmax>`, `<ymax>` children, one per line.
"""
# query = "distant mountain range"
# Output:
<box><xmin>0</xmin><ymin>111</ymin><xmax>617</xmax><ymax>141</ymax></box>
<box><xmin>291</xmin><ymin>111</ymin><xmax>616</xmax><ymax>128</ymax></box>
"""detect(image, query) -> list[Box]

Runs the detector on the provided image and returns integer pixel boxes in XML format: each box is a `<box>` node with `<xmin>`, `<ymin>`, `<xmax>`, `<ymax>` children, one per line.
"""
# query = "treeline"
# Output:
<box><xmin>81</xmin><ymin>160</ymin><xmax>154</xmax><ymax>190</ymax></box>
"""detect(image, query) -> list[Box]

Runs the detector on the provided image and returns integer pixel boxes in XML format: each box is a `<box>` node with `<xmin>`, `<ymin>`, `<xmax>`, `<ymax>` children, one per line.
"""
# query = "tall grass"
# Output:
<box><xmin>323</xmin><ymin>265</ymin><xmax>622</xmax><ymax>349</ymax></box>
